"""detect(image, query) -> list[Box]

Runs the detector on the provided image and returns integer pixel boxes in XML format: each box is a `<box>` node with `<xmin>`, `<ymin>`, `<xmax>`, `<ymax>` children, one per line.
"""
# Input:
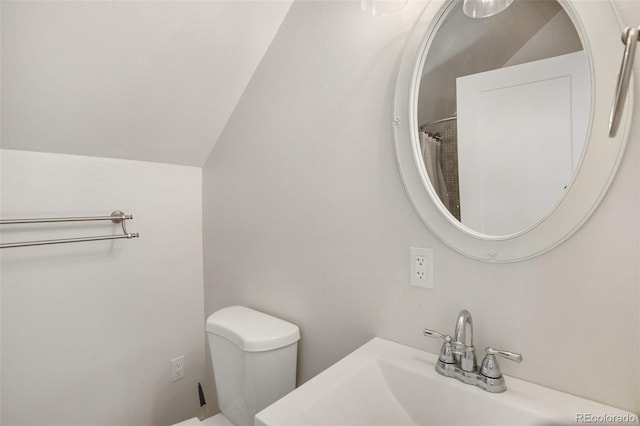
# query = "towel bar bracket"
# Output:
<box><xmin>110</xmin><ymin>210</ymin><xmax>129</xmax><ymax>224</ymax></box>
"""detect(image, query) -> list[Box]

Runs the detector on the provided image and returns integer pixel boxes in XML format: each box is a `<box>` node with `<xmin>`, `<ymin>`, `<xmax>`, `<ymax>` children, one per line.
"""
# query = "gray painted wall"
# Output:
<box><xmin>203</xmin><ymin>0</ymin><xmax>640</xmax><ymax>414</ymax></box>
<box><xmin>1</xmin><ymin>150</ymin><xmax>204</xmax><ymax>425</ymax></box>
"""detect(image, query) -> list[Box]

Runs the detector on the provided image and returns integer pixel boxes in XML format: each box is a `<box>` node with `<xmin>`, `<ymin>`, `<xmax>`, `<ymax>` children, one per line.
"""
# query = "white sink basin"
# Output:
<box><xmin>255</xmin><ymin>338</ymin><xmax>638</xmax><ymax>426</ymax></box>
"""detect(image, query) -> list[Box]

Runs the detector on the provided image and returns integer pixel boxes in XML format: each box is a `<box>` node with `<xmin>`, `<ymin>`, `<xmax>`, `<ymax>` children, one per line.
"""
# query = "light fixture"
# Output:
<box><xmin>360</xmin><ymin>0</ymin><xmax>408</xmax><ymax>16</ymax></box>
<box><xmin>463</xmin><ymin>0</ymin><xmax>514</xmax><ymax>18</ymax></box>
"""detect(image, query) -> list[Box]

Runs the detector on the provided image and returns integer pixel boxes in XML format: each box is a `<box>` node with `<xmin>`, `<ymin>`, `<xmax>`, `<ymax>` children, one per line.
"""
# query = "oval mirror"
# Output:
<box><xmin>394</xmin><ymin>0</ymin><xmax>633</xmax><ymax>262</ymax></box>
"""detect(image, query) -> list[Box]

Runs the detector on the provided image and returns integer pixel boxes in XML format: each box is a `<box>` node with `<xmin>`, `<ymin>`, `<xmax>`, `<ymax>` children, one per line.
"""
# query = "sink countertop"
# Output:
<box><xmin>255</xmin><ymin>337</ymin><xmax>638</xmax><ymax>426</ymax></box>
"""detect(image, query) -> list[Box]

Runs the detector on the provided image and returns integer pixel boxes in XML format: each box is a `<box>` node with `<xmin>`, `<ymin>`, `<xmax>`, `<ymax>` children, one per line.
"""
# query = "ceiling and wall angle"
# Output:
<box><xmin>0</xmin><ymin>1</ymin><xmax>293</xmax><ymax>166</ymax></box>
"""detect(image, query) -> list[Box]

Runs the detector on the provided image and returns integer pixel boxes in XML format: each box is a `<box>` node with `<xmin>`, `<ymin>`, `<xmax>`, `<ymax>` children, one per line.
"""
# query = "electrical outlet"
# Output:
<box><xmin>410</xmin><ymin>247</ymin><xmax>433</xmax><ymax>288</ymax></box>
<box><xmin>170</xmin><ymin>355</ymin><xmax>185</xmax><ymax>382</ymax></box>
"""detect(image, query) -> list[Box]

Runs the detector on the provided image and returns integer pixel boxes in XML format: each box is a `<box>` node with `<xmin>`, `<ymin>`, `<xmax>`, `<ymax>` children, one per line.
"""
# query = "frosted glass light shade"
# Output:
<box><xmin>463</xmin><ymin>0</ymin><xmax>514</xmax><ymax>18</ymax></box>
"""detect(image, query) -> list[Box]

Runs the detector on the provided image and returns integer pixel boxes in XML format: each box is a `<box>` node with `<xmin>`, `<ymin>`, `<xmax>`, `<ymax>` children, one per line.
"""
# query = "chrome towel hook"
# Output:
<box><xmin>609</xmin><ymin>26</ymin><xmax>639</xmax><ymax>138</ymax></box>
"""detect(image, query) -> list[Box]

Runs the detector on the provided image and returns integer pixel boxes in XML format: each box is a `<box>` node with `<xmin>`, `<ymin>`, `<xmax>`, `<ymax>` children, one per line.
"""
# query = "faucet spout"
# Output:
<box><xmin>454</xmin><ymin>309</ymin><xmax>473</xmax><ymax>347</ymax></box>
<box><xmin>453</xmin><ymin>309</ymin><xmax>477</xmax><ymax>372</ymax></box>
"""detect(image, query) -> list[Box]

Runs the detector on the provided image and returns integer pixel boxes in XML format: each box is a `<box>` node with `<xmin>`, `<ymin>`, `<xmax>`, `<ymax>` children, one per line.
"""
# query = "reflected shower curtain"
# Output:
<box><xmin>419</xmin><ymin>132</ymin><xmax>451</xmax><ymax>211</ymax></box>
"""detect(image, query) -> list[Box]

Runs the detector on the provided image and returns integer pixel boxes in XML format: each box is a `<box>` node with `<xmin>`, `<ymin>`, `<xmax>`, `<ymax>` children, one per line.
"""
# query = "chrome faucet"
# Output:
<box><xmin>423</xmin><ymin>309</ymin><xmax>522</xmax><ymax>393</ymax></box>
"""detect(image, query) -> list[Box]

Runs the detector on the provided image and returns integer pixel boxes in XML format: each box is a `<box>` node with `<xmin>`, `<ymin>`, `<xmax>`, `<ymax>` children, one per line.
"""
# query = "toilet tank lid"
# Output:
<box><xmin>206</xmin><ymin>306</ymin><xmax>300</xmax><ymax>352</ymax></box>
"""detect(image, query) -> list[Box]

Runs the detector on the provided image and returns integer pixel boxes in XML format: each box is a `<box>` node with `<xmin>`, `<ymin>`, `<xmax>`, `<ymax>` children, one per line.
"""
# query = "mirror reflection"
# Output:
<box><xmin>417</xmin><ymin>0</ymin><xmax>589</xmax><ymax>236</ymax></box>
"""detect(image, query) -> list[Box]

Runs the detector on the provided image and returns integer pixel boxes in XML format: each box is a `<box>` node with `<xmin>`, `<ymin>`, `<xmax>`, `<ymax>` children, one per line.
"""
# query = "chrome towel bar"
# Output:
<box><xmin>609</xmin><ymin>26</ymin><xmax>639</xmax><ymax>137</ymax></box>
<box><xmin>0</xmin><ymin>210</ymin><xmax>140</xmax><ymax>249</ymax></box>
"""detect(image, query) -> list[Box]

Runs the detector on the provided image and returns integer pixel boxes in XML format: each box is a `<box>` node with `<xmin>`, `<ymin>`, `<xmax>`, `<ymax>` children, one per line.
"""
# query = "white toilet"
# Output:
<box><xmin>176</xmin><ymin>306</ymin><xmax>300</xmax><ymax>426</ymax></box>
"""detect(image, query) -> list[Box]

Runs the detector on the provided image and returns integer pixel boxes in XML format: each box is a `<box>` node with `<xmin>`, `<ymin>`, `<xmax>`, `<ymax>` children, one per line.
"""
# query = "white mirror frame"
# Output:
<box><xmin>394</xmin><ymin>0</ymin><xmax>633</xmax><ymax>262</ymax></box>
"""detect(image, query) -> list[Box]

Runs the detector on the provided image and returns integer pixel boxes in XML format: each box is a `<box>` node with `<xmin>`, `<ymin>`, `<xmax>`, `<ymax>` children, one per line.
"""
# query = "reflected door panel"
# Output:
<box><xmin>456</xmin><ymin>51</ymin><xmax>589</xmax><ymax>235</ymax></box>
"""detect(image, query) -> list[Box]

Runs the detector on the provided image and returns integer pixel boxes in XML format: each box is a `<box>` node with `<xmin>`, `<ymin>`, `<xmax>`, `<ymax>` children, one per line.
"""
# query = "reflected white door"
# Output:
<box><xmin>456</xmin><ymin>51</ymin><xmax>589</xmax><ymax>236</ymax></box>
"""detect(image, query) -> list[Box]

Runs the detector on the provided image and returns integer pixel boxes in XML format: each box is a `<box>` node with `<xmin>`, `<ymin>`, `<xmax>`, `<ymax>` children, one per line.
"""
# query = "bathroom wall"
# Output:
<box><xmin>503</xmin><ymin>9</ymin><xmax>582</xmax><ymax>67</ymax></box>
<box><xmin>203</xmin><ymin>0</ymin><xmax>640</xmax><ymax>414</ymax></box>
<box><xmin>1</xmin><ymin>0</ymin><xmax>292</xmax><ymax>166</ymax></box>
<box><xmin>1</xmin><ymin>150</ymin><xmax>205</xmax><ymax>425</ymax></box>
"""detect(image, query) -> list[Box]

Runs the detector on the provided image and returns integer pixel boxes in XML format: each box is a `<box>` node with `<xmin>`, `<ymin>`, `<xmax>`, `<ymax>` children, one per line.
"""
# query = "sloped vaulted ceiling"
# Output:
<box><xmin>1</xmin><ymin>0</ymin><xmax>292</xmax><ymax>166</ymax></box>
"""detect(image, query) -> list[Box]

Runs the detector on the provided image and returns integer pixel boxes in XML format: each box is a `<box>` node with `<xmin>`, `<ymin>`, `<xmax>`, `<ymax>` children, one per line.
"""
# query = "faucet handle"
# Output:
<box><xmin>423</xmin><ymin>328</ymin><xmax>449</xmax><ymax>340</ymax></box>
<box><xmin>423</xmin><ymin>328</ymin><xmax>455</xmax><ymax>364</ymax></box>
<box><xmin>480</xmin><ymin>347</ymin><xmax>523</xmax><ymax>379</ymax></box>
<box><xmin>486</xmin><ymin>347</ymin><xmax>522</xmax><ymax>363</ymax></box>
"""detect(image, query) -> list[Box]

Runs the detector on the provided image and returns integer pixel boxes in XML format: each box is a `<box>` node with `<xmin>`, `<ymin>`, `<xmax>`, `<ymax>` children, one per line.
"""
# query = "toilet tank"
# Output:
<box><xmin>206</xmin><ymin>306</ymin><xmax>300</xmax><ymax>426</ymax></box>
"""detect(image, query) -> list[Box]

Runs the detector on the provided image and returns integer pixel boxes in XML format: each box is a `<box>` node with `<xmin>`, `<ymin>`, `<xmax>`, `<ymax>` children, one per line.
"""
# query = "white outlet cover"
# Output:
<box><xmin>171</xmin><ymin>355</ymin><xmax>185</xmax><ymax>382</ymax></box>
<box><xmin>410</xmin><ymin>247</ymin><xmax>433</xmax><ymax>288</ymax></box>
